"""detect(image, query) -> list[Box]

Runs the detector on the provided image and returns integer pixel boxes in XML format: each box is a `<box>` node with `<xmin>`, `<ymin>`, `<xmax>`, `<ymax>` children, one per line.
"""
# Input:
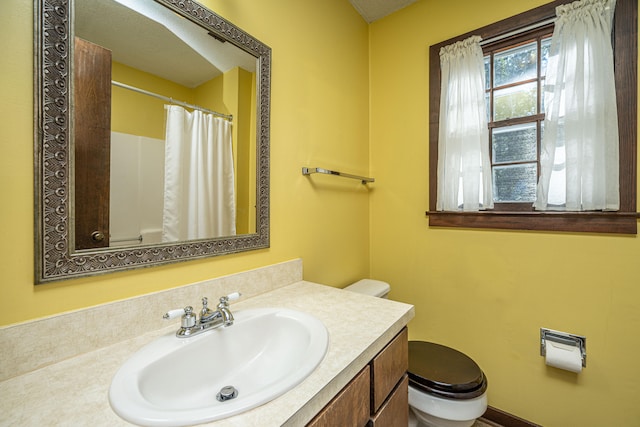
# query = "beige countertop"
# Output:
<box><xmin>0</xmin><ymin>281</ymin><xmax>414</xmax><ymax>427</ymax></box>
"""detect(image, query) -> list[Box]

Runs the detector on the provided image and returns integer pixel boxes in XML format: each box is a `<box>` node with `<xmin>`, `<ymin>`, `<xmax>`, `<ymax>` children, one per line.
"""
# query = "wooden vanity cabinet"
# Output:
<box><xmin>371</xmin><ymin>328</ymin><xmax>408</xmax><ymax>413</ymax></box>
<box><xmin>370</xmin><ymin>375</ymin><xmax>409</xmax><ymax>427</ymax></box>
<box><xmin>370</xmin><ymin>328</ymin><xmax>408</xmax><ymax>426</ymax></box>
<box><xmin>307</xmin><ymin>365</ymin><xmax>371</xmax><ymax>427</ymax></box>
<box><xmin>307</xmin><ymin>328</ymin><xmax>408</xmax><ymax>427</ymax></box>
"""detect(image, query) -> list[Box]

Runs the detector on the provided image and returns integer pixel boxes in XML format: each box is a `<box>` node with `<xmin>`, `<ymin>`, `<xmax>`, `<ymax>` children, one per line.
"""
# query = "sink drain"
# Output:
<box><xmin>216</xmin><ymin>385</ymin><xmax>239</xmax><ymax>402</ymax></box>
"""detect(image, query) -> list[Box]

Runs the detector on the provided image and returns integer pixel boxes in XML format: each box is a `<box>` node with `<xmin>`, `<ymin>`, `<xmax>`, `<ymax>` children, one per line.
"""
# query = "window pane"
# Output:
<box><xmin>540</xmin><ymin>38</ymin><xmax>552</xmax><ymax>114</ymax></box>
<box><xmin>492</xmin><ymin>163</ymin><xmax>537</xmax><ymax>202</ymax></box>
<box><xmin>485</xmin><ymin>93</ymin><xmax>490</xmax><ymax>122</ymax></box>
<box><xmin>492</xmin><ymin>123</ymin><xmax>537</xmax><ymax>164</ymax></box>
<box><xmin>494</xmin><ymin>42</ymin><xmax>537</xmax><ymax>87</ymax></box>
<box><xmin>494</xmin><ymin>81</ymin><xmax>537</xmax><ymax>121</ymax></box>
<box><xmin>541</xmin><ymin>37</ymin><xmax>552</xmax><ymax>77</ymax></box>
<box><xmin>484</xmin><ymin>56</ymin><xmax>490</xmax><ymax>90</ymax></box>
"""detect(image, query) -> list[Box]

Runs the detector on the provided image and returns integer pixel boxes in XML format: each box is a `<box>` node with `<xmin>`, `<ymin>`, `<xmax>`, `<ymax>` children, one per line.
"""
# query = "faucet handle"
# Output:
<box><xmin>219</xmin><ymin>292</ymin><xmax>241</xmax><ymax>305</ymax></box>
<box><xmin>163</xmin><ymin>308</ymin><xmax>186</xmax><ymax>320</ymax></box>
<box><xmin>227</xmin><ymin>292</ymin><xmax>241</xmax><ymax>301</ymax></box>
<box><xmin>163</xmin><ymin>306</ymin><xmax>197</xmax><ymax>328</ymax></box>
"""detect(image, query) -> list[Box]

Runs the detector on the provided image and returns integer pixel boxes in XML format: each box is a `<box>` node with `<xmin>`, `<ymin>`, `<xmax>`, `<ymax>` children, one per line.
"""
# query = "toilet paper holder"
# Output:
<box><xmin>540</xmin><ymin>328</ymin><xmax>587</xmax><ymax>368</ymax></box>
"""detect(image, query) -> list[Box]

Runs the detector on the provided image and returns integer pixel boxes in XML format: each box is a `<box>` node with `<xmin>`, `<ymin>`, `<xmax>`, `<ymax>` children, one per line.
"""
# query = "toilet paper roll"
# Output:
<box><xmin>545</xmin><ymin>341</ymin><xmax>583</xmax><ymax>373</ymax></box>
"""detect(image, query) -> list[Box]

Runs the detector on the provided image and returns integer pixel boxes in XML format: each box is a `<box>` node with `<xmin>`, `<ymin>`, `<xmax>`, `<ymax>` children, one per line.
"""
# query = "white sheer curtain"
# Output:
<box><xmin>437</xmin><ymin>35</ymin><xmax>493</xmax><ymax>211</ymax></box>
<box><xmin>534</xmin><ymin>0</ymin><xmax>619</xmax><ymax>211</ymax></box>
<box><xmin>162</xmin><ymin>105</ymin><xmax>236</xmax><ymax>242</ymax></box>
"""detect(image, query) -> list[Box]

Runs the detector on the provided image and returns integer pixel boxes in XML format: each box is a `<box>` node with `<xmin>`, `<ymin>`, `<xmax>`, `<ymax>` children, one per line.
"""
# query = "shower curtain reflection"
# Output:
<box><xmin>162</xmin><ymin>105</ymin><xmax>236</xmax><ymax>242</ymax></box>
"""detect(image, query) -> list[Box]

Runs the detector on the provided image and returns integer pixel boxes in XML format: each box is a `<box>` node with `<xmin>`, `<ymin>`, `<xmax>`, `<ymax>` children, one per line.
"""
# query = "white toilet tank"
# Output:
<box><xmin>344</xmin><ymin>279</ymin><xmax>390</xmax><ymax>299</ymax></box>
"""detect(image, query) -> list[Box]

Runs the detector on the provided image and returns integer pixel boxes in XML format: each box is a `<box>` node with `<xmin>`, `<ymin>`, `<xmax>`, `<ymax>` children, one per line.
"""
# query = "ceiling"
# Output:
<box><xmin>75</xmin><ymin>0</ymin><xmax>257</xmax><ymax>88</ymax></box>
<box><xmin>349</xmin><ymin>0</ymin><xmax>419</xmax><ymax>23</ymax></box>
<box><xmin>73</xmin><ymin>0</ymin><xmax>417</xmax><ymax>88</ymax></box>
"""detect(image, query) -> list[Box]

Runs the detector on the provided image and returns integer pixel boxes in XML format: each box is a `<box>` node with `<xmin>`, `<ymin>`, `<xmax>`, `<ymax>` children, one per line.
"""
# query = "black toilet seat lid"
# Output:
<box><xmin>408</xmin><ymin>341</ymin><xmax>487</xmax><ymax>399</ymax></box>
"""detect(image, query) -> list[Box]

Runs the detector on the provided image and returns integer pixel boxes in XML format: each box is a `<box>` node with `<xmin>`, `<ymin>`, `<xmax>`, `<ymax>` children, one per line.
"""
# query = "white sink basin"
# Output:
<box><xmin>109</xmin><ymin>307</ymin><xmax>328</xmax><ymax>426</ymax></box>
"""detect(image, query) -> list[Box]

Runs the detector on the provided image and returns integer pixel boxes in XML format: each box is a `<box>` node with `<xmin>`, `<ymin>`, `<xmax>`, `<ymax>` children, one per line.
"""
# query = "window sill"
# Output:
<box><xmin>426</xmin><ymin>210</ymin><xmax>638</xmax><ymax>234</ymax></box>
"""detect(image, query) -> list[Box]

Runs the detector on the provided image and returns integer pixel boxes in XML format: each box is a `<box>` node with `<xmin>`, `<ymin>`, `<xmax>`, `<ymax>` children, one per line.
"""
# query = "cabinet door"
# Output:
<box><xmin>371</xmin><ymin>328</ymin><xmax>408</xmax><ymax>412</ymax></box>
<box><xmin>307</xmin><ymin>366</ymin><xmax>370</xmax><ymax>427</ymax></box>
<box><xmin>369</xmin><ymin>374</ymin><xmax>408</xmax><ymax>427</ymax></box>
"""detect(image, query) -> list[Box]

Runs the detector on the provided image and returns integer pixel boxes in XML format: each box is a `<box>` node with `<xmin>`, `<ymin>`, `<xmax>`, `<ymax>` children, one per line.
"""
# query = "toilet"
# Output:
<box><xmin>344</xmin><ymin>279</ymin><xmax>488</xmax><ymax>427</ymax></box>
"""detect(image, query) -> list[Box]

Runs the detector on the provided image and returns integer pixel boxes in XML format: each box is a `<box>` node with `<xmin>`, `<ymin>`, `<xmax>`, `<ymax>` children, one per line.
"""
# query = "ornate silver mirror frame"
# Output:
<box><xmin>34</xmin><ymin>0</ymin><xmax>270</xmax><ymax>283</ymax></box>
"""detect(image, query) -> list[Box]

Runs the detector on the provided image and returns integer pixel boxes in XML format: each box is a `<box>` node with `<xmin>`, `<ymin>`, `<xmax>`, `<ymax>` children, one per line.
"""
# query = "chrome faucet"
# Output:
<box><xmin>163</xmin><ymin>292</ymin><xmax>241</xmax><ymax>338</ymax></box>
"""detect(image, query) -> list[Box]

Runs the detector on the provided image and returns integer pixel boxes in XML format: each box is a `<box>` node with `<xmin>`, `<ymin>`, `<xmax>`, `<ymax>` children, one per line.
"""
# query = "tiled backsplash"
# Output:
<box><xmin>0</xmin><ymin>259</ymin><xmax>302</xmax><ymax>381</ymax></box>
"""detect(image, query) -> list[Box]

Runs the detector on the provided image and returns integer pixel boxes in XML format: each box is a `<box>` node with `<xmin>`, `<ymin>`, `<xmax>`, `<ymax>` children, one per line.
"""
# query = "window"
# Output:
<box><xmin>485</xmin><ymin>32</ymin><xmax>551</xmax><ymax>208</ymax></box>
<box><xmin>428</xmin><ymin>0</ymin><xmax>637</xmax><ymax>234</ymax></box>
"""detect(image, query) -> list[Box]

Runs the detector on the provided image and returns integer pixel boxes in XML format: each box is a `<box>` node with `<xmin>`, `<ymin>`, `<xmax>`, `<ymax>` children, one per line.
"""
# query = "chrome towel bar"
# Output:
<box><xmin>302</xmin><ymin>167</ymin><xmax>375</xmax><ymax>184</ymax></box>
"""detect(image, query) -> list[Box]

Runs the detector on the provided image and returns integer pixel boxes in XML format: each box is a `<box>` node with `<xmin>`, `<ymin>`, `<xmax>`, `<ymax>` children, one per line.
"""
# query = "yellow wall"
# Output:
<box><xmin>111</xmin><ymin>62</ymin><xmax>244</xmax><ymax>140</ymax></box>
<box><xmin>217</xmin><ymin>67</ymin><xmax>256</xmax><ymax>234</ymax></box>
<box><xmin>369</xmin><ymin>1</ymin><xmax>640</xmax><ymax>426</ymax></box>
<box><xmin>111</xmin><ymin>61</ymin><xmax>194</xmax><ymax>139</ymax></box>
<box><xmin>0</xmin><ymin>0</ymin><xmax>370</xmax><ymax>324</ymax></box>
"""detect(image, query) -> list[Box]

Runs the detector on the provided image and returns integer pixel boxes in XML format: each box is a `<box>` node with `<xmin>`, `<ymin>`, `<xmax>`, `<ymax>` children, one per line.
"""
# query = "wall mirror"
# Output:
<box><xmin>35</xmin><ymin>0</ymin><xmax>271</xmax><ymax>283</ymax></box>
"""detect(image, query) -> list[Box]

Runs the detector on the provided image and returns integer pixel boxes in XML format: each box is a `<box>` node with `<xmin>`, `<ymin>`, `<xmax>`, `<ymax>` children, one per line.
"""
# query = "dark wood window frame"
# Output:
<box><xmin>427</xmin><ymin>0</ymin><xmax>638</xmax><ymax>234</ymax></box>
